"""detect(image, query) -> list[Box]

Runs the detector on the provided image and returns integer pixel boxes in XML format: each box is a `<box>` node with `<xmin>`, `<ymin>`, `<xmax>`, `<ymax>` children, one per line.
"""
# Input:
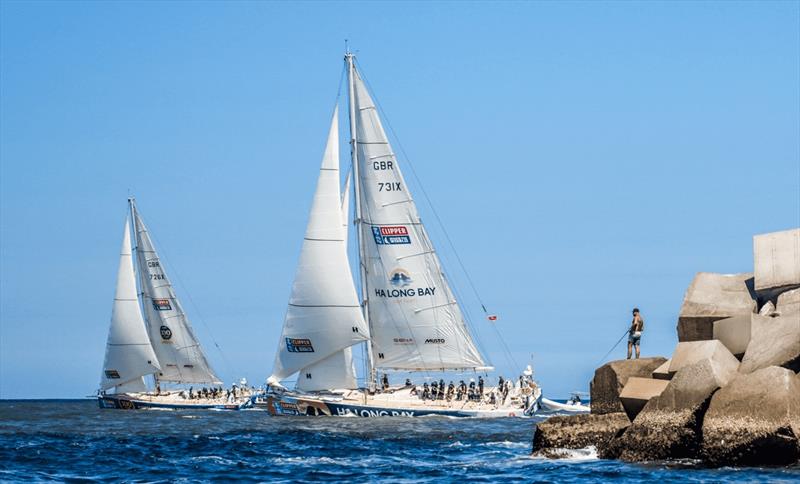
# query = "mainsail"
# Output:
<box><xmin>270</xmin><ymin>107</ymin><xmax>369</xmax><ymax>388</ymax></box>
<box><xmin>131</xmin><ymin>201</ymin><xmax>221</xmax><ymax>385</ymax></box>
<box><xmin>100</xmin><ymin>217</ymin><xmax>160</xmax><ymax>392</ymax></box>
<box><xmin>350</xmin><ymin>61</ymin><xmax>487</xmax><ymax>371</ymax></box>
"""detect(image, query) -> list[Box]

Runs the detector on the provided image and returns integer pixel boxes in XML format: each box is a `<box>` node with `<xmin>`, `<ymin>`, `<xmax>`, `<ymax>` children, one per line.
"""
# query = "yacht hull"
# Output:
<box><xmin>97</xmin><ymin>394</ymin><xmax>250</xmax><ymax>410</ymax></box>
<box><xmin>257</xmin><ymin>388</ymin><xmax>541</xmax><ymax>418</ymax></box>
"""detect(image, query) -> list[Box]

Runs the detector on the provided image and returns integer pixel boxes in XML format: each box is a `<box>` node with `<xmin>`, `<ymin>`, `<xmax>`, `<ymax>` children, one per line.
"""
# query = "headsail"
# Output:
<box><xmin>269</xmin><ymin>107</ymin><xmax>369</xmax><ymax>387</ymax></box>
<box><xmin>100</xmin><ymin>217</ymin><xmax>160</xmax><ymax>392</ymax></box>
<box><xmin>351</xmin><ymin>64</ymin><xmax>486</xmax><ymax>371</ymax></box>
<box><xmin>131</xmin><ymin>201</ymin><xmax>221</xmax><ymax>385</ymax></box>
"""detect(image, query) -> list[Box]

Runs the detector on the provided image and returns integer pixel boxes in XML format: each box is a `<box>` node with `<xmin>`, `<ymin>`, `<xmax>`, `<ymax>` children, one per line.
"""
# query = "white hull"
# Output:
<box><xmin>258</xmin><ymin>384</ymin><xmax>542</xmax><ymax>418</ymax></box>
<box><xmin>540</xmin><ymin>397</ymin><xmax>590</xmax><ymax>413</ymax></box>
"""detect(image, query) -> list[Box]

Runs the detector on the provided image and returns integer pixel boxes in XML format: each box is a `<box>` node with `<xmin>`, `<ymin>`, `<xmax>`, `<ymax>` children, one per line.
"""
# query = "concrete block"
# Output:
<box><xmin>702</xmin><ymin>366</ymin><xmax>800</xmax><ymax>466</ymax></box>
<box><xmin>669</xmin><ymin>340</ymin><xmax>740</xmax><ymax>376</ymax></box>
<box><xmin>754</xmin><ymin>228</ymin><xmax>800</xmax><ymax>292</ymax></box>
<box><xmin>615</xmin><ymin>358</ymin><xmax>738</xmax><ymax>462</ymax></box>
<box><xmin>776</xmin><ymin>287</ymin><xmax>800</xmax><ymax>316</ymax></box>
<box><xmin>712</xmin><ymin>314</ymin><xmax>751</xmax><ymax>359</ymax></box>
<box><xmin>677</xmin><ymin>272</ymin><xmax>756</xmax><ymax>342</ymax></box>
<box><xmin>739</xmin><ymin>312</ymin><xmax>800</xmax><ymax>374</ymax></box>
<box><xmin>759</xmin><ymin>300</ymin><xmax>776</xmax><ymax>316</ymax></box>
<box><xmin>619</xmin><ymin>377</ymin><xmax>670</xmax><ymax>421</ymax></box>
<box><xmin>589</xmin><ymin>357</ymin><xmax>668</xmax><ymax>415</ymax></box>
<box><xmin>531</xmin><ymin>413</ymin><xmax>630</xmax><ymax>458</ymax></box>
<box><xmin>651</xmin><ymin>359</ymin><xmax>672</xmax><ymax>380</ymax></box>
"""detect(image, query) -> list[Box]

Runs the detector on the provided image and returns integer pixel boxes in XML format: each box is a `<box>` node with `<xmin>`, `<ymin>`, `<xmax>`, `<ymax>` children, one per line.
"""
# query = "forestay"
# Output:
<box><xmin>352</xmin><ymin>68</ymin><xmax>486</xmax><ymax>371</ymax></box>
<box><xmin>131</xmin><ymin>202</ymin><xmax>221</xmax><ymax>385</ymax></box>
<box><xmin>100</xmin><ymin>217</ymin><xmax>161</xmax><ymax>392</ymax></box>
<box><xmin>269</xmin><ymin>108</ymin><xmax>369</xmax><ymax>387</ymax></box>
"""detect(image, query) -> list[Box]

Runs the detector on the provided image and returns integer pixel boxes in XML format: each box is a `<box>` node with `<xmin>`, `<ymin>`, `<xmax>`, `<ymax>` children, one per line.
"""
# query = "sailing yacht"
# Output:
<box><xmin>261</xmin><ymin>53</ymin><xmax>542</xmax><ymax>417</ymax></box>
<box><xmin>97</xmin><ymin>199</ymin><xmax>251</xmax><ymax>410</ymax></box>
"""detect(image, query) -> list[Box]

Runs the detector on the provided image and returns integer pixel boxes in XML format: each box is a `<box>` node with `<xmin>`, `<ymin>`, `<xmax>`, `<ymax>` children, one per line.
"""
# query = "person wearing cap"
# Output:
<box><xmin>627</xmin><ymin>307</ymin><xmax>645</xmax><ymax>359</ymax></box>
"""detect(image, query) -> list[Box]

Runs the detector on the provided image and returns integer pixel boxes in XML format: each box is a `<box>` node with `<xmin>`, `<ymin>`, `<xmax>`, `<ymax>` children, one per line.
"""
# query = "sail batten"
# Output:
<box><xmin>131</xmin><ymin>202</ymin><xmax>221</xmax><ymax>385</ymax></box>
<box><xmin>351</xmin><ymin>64</ymin><xmax>487</xmax><ymax>372</ymax></box>
<box><xmin>270</xmin><ymin>107</ymin><xmax>369</xmax><ymax>387</ymax></box>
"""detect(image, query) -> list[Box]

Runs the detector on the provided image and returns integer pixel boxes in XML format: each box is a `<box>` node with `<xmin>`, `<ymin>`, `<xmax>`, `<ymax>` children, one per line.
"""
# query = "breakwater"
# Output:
<box><xmin>533</xmin><ymin>228</ymin><xmax>800</xmax><ymax>467</ymax></box>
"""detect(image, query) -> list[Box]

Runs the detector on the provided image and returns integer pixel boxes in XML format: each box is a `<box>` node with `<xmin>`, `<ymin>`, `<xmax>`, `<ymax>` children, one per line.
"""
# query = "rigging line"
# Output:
<box><xmin>356</xmin><ymin>59</ymin><xmax>520</xmax><ymax>374</ymax></box>
<box><xmin>354</xmin><ymin>59</ymin><xmax>490</xmax><ymax>314</ymax></box>
<box><xmin>352</xmin><ymin>65</ymin><xmax>450</xmax><ymax>377</ymax></box>
<box><xmin>140</xmin><ymin>210</ymin><xmax>236</xmax><ymax>382</ymax></box>
<box><xmin>351</xmin><ymin>65</ymin><xmax>434</xmax><ymax>382</ymax></box>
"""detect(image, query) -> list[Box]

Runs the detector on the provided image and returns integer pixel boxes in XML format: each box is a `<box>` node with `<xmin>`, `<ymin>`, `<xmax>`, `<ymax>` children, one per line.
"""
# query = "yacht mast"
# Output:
<box><xmin>346</xmin><ymin>51</ymin><xmax>376</xmax><ymax>391</ymax></box>
<box><xmin>128</xmin><ymin>197</ymin><xmax>159</xmax><ymax>391</ymax></box>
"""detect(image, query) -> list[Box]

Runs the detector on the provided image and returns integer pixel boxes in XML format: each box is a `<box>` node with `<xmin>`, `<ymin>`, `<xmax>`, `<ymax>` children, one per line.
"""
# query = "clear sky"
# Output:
<box><xmin>1</xmin><ymin>1</ymin><xmax>798</xmax><ymax>399</ymax></box>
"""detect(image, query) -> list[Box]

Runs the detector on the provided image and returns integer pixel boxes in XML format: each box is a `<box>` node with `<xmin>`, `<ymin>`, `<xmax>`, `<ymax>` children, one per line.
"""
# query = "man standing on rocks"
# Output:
<box><xmin>627</xmin><ymin>307</ymin><xmax>644</xmax><ymax>359</ymax></box>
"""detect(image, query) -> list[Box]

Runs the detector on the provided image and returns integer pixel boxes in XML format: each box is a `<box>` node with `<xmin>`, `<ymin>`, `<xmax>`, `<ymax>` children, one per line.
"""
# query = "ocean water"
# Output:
<box><xmin>1</xmin><ymin>400</ymin><xmax>798</xmax><ymax>483</ymax></box>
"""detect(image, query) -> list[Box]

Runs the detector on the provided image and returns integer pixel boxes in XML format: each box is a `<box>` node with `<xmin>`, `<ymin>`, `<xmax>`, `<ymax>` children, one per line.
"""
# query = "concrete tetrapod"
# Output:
<box><xmin>776</xmin><ymin>288</ymin><xmax>800</xmax><ymax>316</ymax></box>
<box><xmin>589</xmin><ymin>358</ymin><xmax>667</xmax><ymax>415</ymax></box>
<box><xmin>712</xmin><ymin>314</ymin><xmax>751</xmax><ymax>359</ymax></box>
<box><xmin>702</xmin><ymin>366</ymin><xmax>800</xmax><ymax>466</ymax></box>
<box><xmin>531</xmin><ymin>413</ymin><xmax>630</xmax><ymax>459</ymax></box>
<box><xmin>753</xmin><ymin>228</ymin><xmax>800</xmax><ymax>294</ymax></box>
<box><xmin>651</xmin><ymin>359</ymin><xmax>671</xmax><ymax>380</ymax></box>
<box><xmin>739</xmin><ymin>313</ymin><xmax>800</xmax><ymax>374</ymax></box>
<box><xmin>613</xmin><ymin>357</ymin><xmax>739</xmax><ymax>462</ymax></box>
<box><xmin>668</xmin><ymin>340</ymin><xmax>741</xmax><ymax>376</ymax></box>
<box><xmin>677</xmin><ymin>272</ymin><xmax>756</xmax><ymax>342</ymax></box>
<box><xmin>619</xmin><ymin>377</ymin><xmax>670</xmax><ymax>422</ymax></box>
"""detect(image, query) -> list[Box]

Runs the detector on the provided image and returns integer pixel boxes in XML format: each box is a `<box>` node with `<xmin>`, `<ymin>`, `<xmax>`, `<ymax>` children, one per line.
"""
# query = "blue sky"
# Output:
<box><xmin>1</xmin><ymin>1</ymin><xmax>798</xmax><ymax>399</ymax></box>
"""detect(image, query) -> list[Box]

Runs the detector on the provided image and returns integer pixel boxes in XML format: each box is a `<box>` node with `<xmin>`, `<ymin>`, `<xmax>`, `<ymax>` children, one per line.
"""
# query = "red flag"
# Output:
<box><xmin>487</xmin><ymin>314</ymin><xmax>498</xmax><ymax>321</ymax></box>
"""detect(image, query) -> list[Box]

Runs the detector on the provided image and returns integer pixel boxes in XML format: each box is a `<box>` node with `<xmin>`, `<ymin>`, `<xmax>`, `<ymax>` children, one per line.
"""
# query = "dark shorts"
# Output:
<box><xmin>628</xmin><ymin>333</ymin><xmax>641</xmax><ymax>346</ymax></box>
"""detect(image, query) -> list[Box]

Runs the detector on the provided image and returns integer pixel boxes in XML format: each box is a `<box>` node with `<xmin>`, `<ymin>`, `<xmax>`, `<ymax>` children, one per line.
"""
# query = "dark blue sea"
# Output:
<box><xmin>1</xmin><ymin>400</ymin><xmax>798</xmax><ymax>483</ymax></box>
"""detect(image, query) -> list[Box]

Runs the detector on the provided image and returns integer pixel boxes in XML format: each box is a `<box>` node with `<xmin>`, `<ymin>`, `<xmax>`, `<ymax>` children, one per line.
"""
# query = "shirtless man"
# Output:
<box><xmin>627</xmin><ymin>307</ymin><xmax>644</xmax><ymax>359</ymax></box>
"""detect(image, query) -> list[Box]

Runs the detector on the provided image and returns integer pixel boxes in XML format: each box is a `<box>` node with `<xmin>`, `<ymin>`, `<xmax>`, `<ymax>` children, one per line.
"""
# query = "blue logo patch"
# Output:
<box><xmin>286</xmin><ymin>338</ymin><xmax>314</xmax><ymax>353</ymax></box>
<box><xmin>372</xmin><ymin>226</ymin><xmax>411</xmax><ymax>245</ymax></box>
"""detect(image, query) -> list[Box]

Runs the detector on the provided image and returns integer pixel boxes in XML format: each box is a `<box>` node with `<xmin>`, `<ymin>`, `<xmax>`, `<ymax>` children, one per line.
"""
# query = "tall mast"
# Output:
<box><xmin>128</xmin><ymin>197</ymin><xmax>159</xmax><ymax>391</ymax></box>
<box><xmin>346</xmin><ymin>51</ymin><xmax>376</xmax><ymax>391</ymax></box>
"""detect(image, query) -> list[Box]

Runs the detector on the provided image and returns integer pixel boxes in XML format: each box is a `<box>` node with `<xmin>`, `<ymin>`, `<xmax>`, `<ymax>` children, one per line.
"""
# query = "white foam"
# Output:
<box><xmin>530</xmin><ymin>445</ymin><xmax>599</xmax><ymax>462</ymax></box>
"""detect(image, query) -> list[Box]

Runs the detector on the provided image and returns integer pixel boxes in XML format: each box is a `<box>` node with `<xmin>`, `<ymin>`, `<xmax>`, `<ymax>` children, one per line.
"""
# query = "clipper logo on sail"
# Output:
<box><xmin>152</xmin><ymin>299</ymin><xmax>172</xmax><ymax>311</ymax></box>
<box><xmin>286</xmin><ymin>338</ymin><xmax>315</xmax><ymax>353</ymax></box>
<box><xmin>372</xmin><ymin>226</ymin><xmax>411</xmax><ymax>245</ymax></box>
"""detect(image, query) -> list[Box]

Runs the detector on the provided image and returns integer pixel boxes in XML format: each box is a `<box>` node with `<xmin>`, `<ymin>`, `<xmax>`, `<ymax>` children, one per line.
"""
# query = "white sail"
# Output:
<box><xmin>296</xmin><ymin>346</ymin><xmax>357</xmax><ymax>391</ymax></box>
<box><xmin>269</xmin><ymin>107</ymin><xmax>369</xmax><ymax>385</ymax></box>
<box><xmin>341</xmin><ymin>168</ymin><xmax>351</xmax><ymax>244</ymax></box>
<box><xmin>131</xmin><ymin>202</ymin><xmax>221</xmax><ymax>385</ymax></box>
<box><xmin>114</xmin><ymin>376</ymin><xmax>148</xmax><ymax>393</ymax></box>
<box><xmin>352</xmin><ymin>67</ymin><xmax>486</xmax><ymax>371</ymax></box>
<box><xmin>100</xmin><ymin>217</ymin><xmax>160</xmax><ymax>392</ymax></box>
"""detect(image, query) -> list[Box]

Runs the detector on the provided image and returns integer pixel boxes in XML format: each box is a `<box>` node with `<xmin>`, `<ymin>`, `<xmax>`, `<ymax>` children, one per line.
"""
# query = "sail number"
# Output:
<box><xmin>150</xmin><ymin>274</ymin><xmax>166</xmax><ymax>280</ymax></box>
<box><xmin>373</xmin><ymin>161</ymin><xmax>393</xmax><ymax>170</ymax></box>
<box><xmin>378</xmin><ymin>182</ymin><xmax>402</xmax><ymax>192</ymax></box>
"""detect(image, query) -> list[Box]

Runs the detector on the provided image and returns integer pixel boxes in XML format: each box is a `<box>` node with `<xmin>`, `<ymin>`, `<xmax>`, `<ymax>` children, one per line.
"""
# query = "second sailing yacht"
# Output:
<box><xmin>98</xmin><ymin>199</ymin><xmax>252</xmax><ymax>410</ymax></box>
<box><xmin>262</xmin><ymin>53</ymin><xmax>541</xmax><ymax>417</ymax></box>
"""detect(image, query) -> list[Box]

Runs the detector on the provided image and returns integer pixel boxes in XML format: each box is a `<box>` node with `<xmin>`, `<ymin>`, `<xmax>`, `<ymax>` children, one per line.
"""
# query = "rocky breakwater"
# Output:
<box><xmin>532</xmin><ymin>228</ymin><xmax>800</xmax><ymax>466</ymax></box>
